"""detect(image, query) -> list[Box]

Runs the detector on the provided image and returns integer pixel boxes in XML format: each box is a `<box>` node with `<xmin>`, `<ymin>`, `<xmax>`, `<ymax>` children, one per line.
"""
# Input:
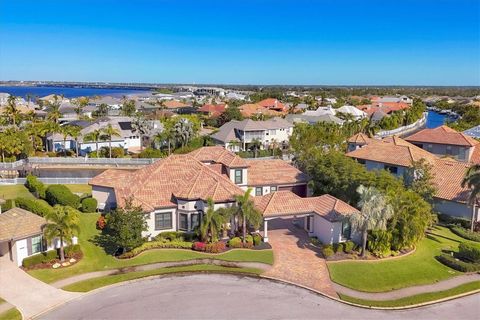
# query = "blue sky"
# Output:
<box><xmin>0</xmin><ymin>0</ymin><xmax>479</xmax><ymax>85</ymax></box>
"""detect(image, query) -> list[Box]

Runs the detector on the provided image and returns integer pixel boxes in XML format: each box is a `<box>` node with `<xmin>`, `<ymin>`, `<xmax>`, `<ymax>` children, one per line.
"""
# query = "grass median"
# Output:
<box><xmin>339</xmin><ymin>281</ymin><xmax>480</xmax><ymax>308</ymax></box>
<box><xmin>62</xmin><ymin>264</ymin><xmax>263</xmax><ymax>292</ymax></box>
<box><xmin>0</xmin><ymin>308</ymin><xmax>22</xmax><ymax>320</ymax></box>
<box><xmin>0</xmin><ymin>184</ymin><xmax>91</xmax><ymax>200</ymax></box>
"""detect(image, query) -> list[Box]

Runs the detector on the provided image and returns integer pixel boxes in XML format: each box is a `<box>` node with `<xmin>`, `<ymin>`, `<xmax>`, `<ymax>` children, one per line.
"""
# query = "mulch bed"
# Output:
<box><xmin>22</xmin><ymin>252</ymin><xmax>83</xmax><ymax>271</ymax></box>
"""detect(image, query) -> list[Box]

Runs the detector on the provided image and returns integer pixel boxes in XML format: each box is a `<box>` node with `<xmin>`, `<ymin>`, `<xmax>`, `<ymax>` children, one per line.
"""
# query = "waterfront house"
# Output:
<box><xmin>89</xmin><ymin>146</ymin><xmax>356</xmax><ymax>244</ymax></box>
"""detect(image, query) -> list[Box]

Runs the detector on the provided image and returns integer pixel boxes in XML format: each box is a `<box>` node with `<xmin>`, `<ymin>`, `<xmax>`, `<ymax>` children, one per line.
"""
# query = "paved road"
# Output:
<box><xmin>39</xmin><ymin>274</ymin><xmax>480</xmax><ymax>320</ymax></box>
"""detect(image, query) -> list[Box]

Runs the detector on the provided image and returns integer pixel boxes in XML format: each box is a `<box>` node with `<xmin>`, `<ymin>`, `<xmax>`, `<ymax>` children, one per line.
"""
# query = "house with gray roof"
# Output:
<box><xmin>285</xmin><ymin>113</ymin><xmax>344</xmax><ymax>125</ymax></box>
<box><xmin>211</xmin><ymin>118</ymin><xmax>293</xmax><ymax>152</ymax></box>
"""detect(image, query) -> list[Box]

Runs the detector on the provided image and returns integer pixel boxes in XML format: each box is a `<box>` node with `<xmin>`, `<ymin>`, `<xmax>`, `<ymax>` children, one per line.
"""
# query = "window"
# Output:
<box><xmin>191</xmin><ymin>213</ymin><xmax>200</xmax><ymax>230</ymax></box>
<box><xmin>31</xmin><ymin>235</ymin><xmax>43</xmax><ymax>254</ymax></box>
<box><xmin>155</xmin><ymin>212</ymin><xmax>172</xmax><ymax>230</ymax></box>
<box><xmin>446</xmin><ymin>145</ymin><xmax>453</xmax><ymax>155</ymax></box>
<box><xmin>270</xmin><ymin>186</ymin><xmax>277</xmax><ymax>192</ymax></box>
<box><xmin>255</xmin><ymin>187</ymin><xmax>263</xmax><ymax>196</ymax></box>
<box><xmin>234</xmin><ymin>169</ymin><xmax>243</xmax><ymax>184</ymax></box>
<box><xmin>341</xmin><ymin>222</ymin><xmax>351</xmax><ymax>240</ymax></box>
<box><xmin>384</xmin><ymin>165</ymin><xmax>398</xmax><ymax>174</ymax></box>
<box><xmin>179</xmin><ymin>213</ymin><xmax>188</xmax><ymax>231</ymax></box>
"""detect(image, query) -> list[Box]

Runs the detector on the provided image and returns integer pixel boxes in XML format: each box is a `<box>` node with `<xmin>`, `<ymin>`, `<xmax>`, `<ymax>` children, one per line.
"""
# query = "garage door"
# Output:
<box><xmin>279</xmin><ymin>184</ymin><xmax>307</xmax><ymax>197</ymax></box>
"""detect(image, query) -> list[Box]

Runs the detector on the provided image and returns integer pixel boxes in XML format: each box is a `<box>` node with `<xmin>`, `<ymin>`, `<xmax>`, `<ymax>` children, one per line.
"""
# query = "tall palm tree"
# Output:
<box><xmin>59</xmin><ymin>125</ymin><xmax>79</xmax><ymax>156</ymax></box>
<box><xmin>200</xmin><ymin>199</ymin><xmax>226</xmax><ymax>243</ymax></box>
<box><xmin>462</xmin><ymin>164</ymin><xmax>480</xmax><ymax>231</ymax></box>
<box><xmin>102</xmin><ymin>124</ymin><xmax>120</xmax><ymax>158</ymax></box>
<box><xmin>4</xmin><ymin>95</ymin><xmax>21</xmax><ymax>127</ymax></box>
<box><xmin>234</xmin><ymin>188</ymin><xmax>263</xmax><ymax>244</ymax></box>
<box><xmin>84</xmin><ymin>129</ymin><xmax>103</xmax><ymax>157</ymax></box>
<box><xmin>250</xmin><ymin>138</ymin><xmax>262</xmax><ymax>158</ymax></box>
<box><xmin>73</xmin><ymin>97</ymin><xmax>89</xmax><ymax>119</ymax></box>
<box><xmin>47</xmin><ymin>103</ymin><xmax>61</xmax><ymax>124</ymax></box>
<box><xmin>43</xmin><ymin>205</ymin><xmax>80</xmax><ymax>262</ymax></box>
<box><xmin>132</xmin><ymin>115</ymin><xmax>151</xmax><ymax>151</ymax></box>
<box><xmin>173</xmin><ymin>118</ymin><xmax>194</xmax><ymax>148</ymax></box>
<box><xmin>66</xmin><ymin>125</ymin><xmax>82</xmax><ymax>157</ymax></box>
<box><xmin>350</xmin><ymin>185</ymin><xmax>393</xmax><ymax>257</ymax></box>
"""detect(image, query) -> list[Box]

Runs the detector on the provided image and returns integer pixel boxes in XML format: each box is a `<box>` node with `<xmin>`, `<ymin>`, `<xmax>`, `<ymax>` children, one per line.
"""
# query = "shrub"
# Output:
<box><xmin>96</xmin><ymin>216</ymin><xmax>107</xmax><ymax>230</ymax></box>
<box><xmin>310</xmin><ymin>237</ymin><xmax>321</xmax><ymax>246</ymax></box>
<box><xmin>436</xmin><ymin>253</ymin><xmax>480</xmax><ymax>272</ymax></box>
<box><xmin>438</xmin><ymin>214</ymin><xmax>471</xmax><ymax>229</ymax></box>
<box><xmin>45</xmin><ymin>185</ymin><xmax>80</xmax><ymax>208</ymax></box>
<box><xmin>192</xmin><ymin>241</ymin><xmax>206</xmax><ymax>252</ymax></box>
<box><xmin>1</xmin><ymin>199</ymin><xmax>15</xmax><ymax>212</ymax></box>
<box><xmin>252</xmin><ymin>234</ymin><xmax>262</xmax><ymax>246</ymax></box>
<box><xmin>64</xmin><ymin>244</ymin><xmax>82</xmax><ymax>258</ymax></box>
<box><xmin>81</xmin><ymin>197</ymin><xmax>97</xmax><ymax>213</ymax></box>
<box><xmin>227</xmin><ymin>237</ymin><xmax>243</xmax><ymax>248</ymax></box>
<box><xmin>155</xmin><ymin>231</ymin><xmax>185</xmax><ymax>242</ymax></box>
<box><xmin>205</xmin><ymin>241</ymin><xmax>227</xmax><ymax>253</ymax></box>
<box><xmin>321</xmin><ymin>245</ymin><xmax>334</xmax><ymax>258</ymax></box>
<box><xmin>368</xmin><ymin>230</ymin><xmax>392</xmax><ymax>258</ymax></box>
<box><xmin>458</xmin><ymin>242</ymin><xmax>480</xmax><ymax>263</ymax></box>
<box><xmin>137</xmin><ymin>148</ymin><xmax>166</xmax><ymax>159</ymax></box>
<box><xmin>343</xmin><ymin>240</ymin><xmax>355</xmax><ymax>253</ymax></box>
<box><xmin>245</xmin><ymin>235</ymin><xmax>254</xmax><ymax>245</ymax></box>
<box><xmin>332</xmin><ymin>243</ymin><xmax>341</xmax><ymax>253</ymax></box>
<box><xmin>118</xmin><ymin>240</ymin><xmax>194</xmax><ymax>259</ymax></box>
<box><xmin>22</xmin><ymin>250</ymin><xmax>58</xmax><ymax>268</ymax></box>
<box><xmin>449</xmin><ymin>226</ymin><xmax>480</xmax><ymax>242</ymax></box>
<box><xmin>25</xmin><ymin>174</ymin><xmax>46</xmax><ymax>198</ymax></box>
<box><xmin>15</xmin><ymin>197</ymin><xmax>53</xmax><ymax>217</ymax></box>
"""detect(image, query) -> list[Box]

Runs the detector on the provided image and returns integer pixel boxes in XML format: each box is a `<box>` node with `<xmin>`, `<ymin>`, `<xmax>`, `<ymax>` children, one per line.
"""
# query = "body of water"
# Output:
<box><xmin>426</xmin><ymin>110</ymin><xmax>447</xmax><ymax>128</ymax></box>
<box><xmin>0</xmin><ymin>86</ymin><xmax>151</xmax><ymax>99</ymax></box>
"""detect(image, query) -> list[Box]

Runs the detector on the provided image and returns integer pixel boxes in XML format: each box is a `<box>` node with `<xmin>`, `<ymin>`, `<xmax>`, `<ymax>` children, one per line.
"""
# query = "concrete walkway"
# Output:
<box><xmin>334</xmin><ymin>273</ymin><xmax>480</xmax><ymax>301</ymax></box>
<box><xmin>0</xmin><ymin>255</ymin><xmax>80</xmax><ymax>319</ymax></box>
<box><xmin>51</xmin><ymin>258</ymin><xmax>270</xmax><ymax>288</ymax></box>
<box><xmin>263</xmin><ymin>218</ymin><xmax>338</xmax><ymax>297</ymax></box>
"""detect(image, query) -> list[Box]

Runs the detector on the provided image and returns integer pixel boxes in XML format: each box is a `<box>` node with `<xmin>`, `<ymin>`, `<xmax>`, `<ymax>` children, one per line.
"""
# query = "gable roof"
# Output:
<box><xmin>239</xmin><ymin>103</ymin><xmax>284</xmax><ymax>117</ymax></box>
<box><xmin>347</xmin><ymin>133</ymin><xmax>378</xmax><ymax>145</ymax></box>
<box><xmin>198</xmin><ymin>104</ymin><xmax>227</xmax><ymax>117</ymax></box>
<box><xmin>405</xmin><ymin>125</ymin><xmax>479</xmax><ymax>147</ymax></box>
<box><xmin>257</xmin><ymin>98</ymin><xmax>286</xmax><ymax>111</ymax></box>
<box><xmin>246</xmin><ymin>159</ymin><xmax>309</xmax><ymax>186</ymax></box>
<box><xmin>163</xmin><ymin>100</ymin><xmax>190</xmax><ymax>109</ymax></box>
<box><xmin>188</xmin><ymin>146</ymin><xmax>248</xmax><ymax>168</ymax></box>
<box><xmin>254</xmin><ymin>191</ymin><xmax>359</xmax><ymax>221</ymax></box>
<box><xmin>346</xmin><ymin>136</ymin><xmax>438</xmax><ymax>167</ymax></box>
<box><xmin>211</xmin><ymin>118</ymin><xmax>292</xmax><ymax>144</ymax></box>
<box><xmin>432</xmin><ymin>159</ymin><xmax>471</xmax><ymax>203</ymax></box>
<box><xmin>0</xmin><ymin>208</ymin><xmax>46</xmax><ymax>242</ymax></box>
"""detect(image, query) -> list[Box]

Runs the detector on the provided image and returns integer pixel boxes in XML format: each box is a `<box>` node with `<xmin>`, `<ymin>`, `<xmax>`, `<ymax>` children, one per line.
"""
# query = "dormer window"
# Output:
<box><xmin>235</xmin><ymin>169</ymin><xmax>243</xmax><ymax>184</ymax></box>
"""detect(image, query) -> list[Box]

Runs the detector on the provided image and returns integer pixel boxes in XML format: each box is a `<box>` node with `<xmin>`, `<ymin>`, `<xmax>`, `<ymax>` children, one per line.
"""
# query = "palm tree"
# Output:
<box><xmin>73</xmin><ymin>97</ymin><xmax>89</xmax><ymax>119</ymax></box>
<box><xmin>250</xmin><ymin>138</ymin><xmax>262</xmax><ymax>158</ymax></box>
<box><xmin>350</xmin><ymin>185</ymin><xmax>393</xmax><ymax>257</ymax></box>
<box><xmin>200</xmin><ymin>199</ymin><xmax>226</xmax><ymax>242</ymax></box>
<box><xmin>462</xmin><ymin>164</ymin><xmax>480</xmax><ymax>231</ymax></box>
<box><xmin>102</xmin><ymin>124</ymin><xmax>120</xmax><ymax>158</ymax></box>
<box><xmin>234</xmin><ymin>188</ymin><xmax>263</xmax><ymax>244</ymax></box>
<box><xmin>173</xmin><ymin>118</ymin><xmax>194</xmax><ymax>148</ymax></box>
<box><xmin>84</xmin><ymin>129</ymin><xmax>103</xmax><ymax>157</ymax></box>
<box><xmin>59</xmin><ymin>125</ymin><xmax>80</xmax><ymax>156</ymax></box>
<box><xmin>47</xmin><ymin>103</ymin><xmax>61</xmax><ymax>124</ymax></box>
<box><xmin>228</xmin><ymin>139</ymin><xmax>241</xmax><ymax>152</ymax></box>
<box><xmin>43</xmin><ymin>205</ymin><xmax>80</xmax><ymax>262</ymax></box>
<box><xmin>132</xmin><ymin>115</ymin><xmax>151</xmax><ymax>151</ymax></box>
<box><xmin>4</xmin><ymin>95</ymin><xmax>21</xmax><ymax>127</ymax></box>
<box><xmin>66</xmin><ymin>125</ymin><xmax>82</xmax><ymax>157</ymax></box>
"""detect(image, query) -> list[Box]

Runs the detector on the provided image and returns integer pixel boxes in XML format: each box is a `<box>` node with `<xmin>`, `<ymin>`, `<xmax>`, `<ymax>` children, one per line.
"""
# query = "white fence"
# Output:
<box><xmin>0</xmin><ymin>160</ymin><xmax>25</xmax><ymax>169</ymax></box>
<box><xmin>0</xmin><ymin>177</ymin><xmax>91</xmax><ymax>185</ymax></box>
<box><xmin>375</xmin><ymin>112</ymin><xmax>427</xmax><ymax>138</ymax></box>
<box><xmin>0</xmin><ymin>157</ymin><xmax>159</xmax><ymax>169</ymax></box>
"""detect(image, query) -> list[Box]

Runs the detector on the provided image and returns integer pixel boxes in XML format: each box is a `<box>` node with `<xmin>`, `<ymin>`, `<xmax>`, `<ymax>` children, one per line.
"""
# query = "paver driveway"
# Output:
<box><xmin>263</xmin><ymin>217</ymin><xmax>337</xmax><ymax>297</ymax></box>
<box><xmin>0</xmin><ymin>255</ymin><xmax>80</xmax><ymax>319</ymax></box>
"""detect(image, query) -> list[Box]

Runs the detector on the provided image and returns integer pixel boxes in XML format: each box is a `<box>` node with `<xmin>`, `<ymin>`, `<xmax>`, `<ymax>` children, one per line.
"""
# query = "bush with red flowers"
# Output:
<box><xmin>192</xmin><ymin>241</ymin><xmax>206</xmax><ymax>251</ymax></box>
<box><xmin>96</xmin><ymin>216</ymin><xmax>107</xmax><ymax>230</ymax></box>
<box><xmin>205</xmin><ymin>241</ymin><xmax>227</xmax><ymax>253</ymax></box>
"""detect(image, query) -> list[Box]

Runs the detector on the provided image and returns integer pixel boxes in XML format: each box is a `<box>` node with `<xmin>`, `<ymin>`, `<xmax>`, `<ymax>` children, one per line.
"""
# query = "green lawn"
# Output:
<box><xmin>0</xmin><ymin>308</ymin><xmax>22</xmax><ymax>320</ymax></box>
<box><xmin>28</xmin><ymin>213</ymin><xmax>274</xmax><ymax>283</ymax></box>
<box><xmin>327</xmin><ymin>226</ymin><xmax>475</xmax><ymax>292</ymax></box>
<box><xmin>0</xmin><ymin>184</ymin><xmax>91</xmax><ymax>200</ymax></box>
<box><xmin>62</xmin><ymin>264</ymin><xmax>263</xmax><ymax>292</ymax></box>
<box><xmin>339</xmin><ymin>281</ymin><xmax>480</xmax><ymax>307</ymax></box>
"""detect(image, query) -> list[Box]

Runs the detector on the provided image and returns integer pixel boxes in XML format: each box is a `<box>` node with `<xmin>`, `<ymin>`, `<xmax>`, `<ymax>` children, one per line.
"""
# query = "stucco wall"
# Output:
<box><xmin>229</xmin><ymin>168</ymin><xmax>248</xmax><ymax>186</ymax></box>
<box><xmin>92</xmin><ymin>186</ymin><xmax>117</xmax><ymax>210</ymax></box>
<box><xmin>434</xmin><ymin>198</ymin><xmax>479</xmax><ymax>221</ymax></box>
<box><xmin>365</xmin><ymin>160</ymin><xmax>406</xmax><ymax>177</ymax></box>
<box><xmin>144</xmin><ymin>208</ymin><xmax>177</xmax><ymax>238</ymax></box>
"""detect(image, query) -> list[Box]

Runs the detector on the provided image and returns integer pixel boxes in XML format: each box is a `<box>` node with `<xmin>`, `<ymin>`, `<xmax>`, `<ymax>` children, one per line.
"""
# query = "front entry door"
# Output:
<box><xmin>16</xmin><ymin>239</ymin><xmax>29</xmax><ymax>267</ymax></box>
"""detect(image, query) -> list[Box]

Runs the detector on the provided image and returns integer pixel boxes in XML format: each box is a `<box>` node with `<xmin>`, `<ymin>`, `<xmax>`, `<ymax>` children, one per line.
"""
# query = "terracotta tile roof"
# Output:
<box><xmin>0</xmin><ymin>208</ymin><xmax>46</xmax><ymax>241</ymax></box>
<box><xmin>163</xmin><ymin>100</ymin><xmax>189</xmax><ymax>109</ymax></box>
<box><xmin>188</xmin><ymin>146</ymin><xmax>249</xmax><ymax>168</ymax></box>
<box><xmin>246</xmin><ymin>159</ymin><xmax>309</xmax><ymax>186</ymax></box>
<box><xmin>470</xmin><ymin>146</ymin><xmax>480</xmax><ymax>164</ymax></box>
<box><xmin>347</xmin><ymin>133</ymin><xmax>378</xmax><ymax>145</ymax></box>
<box><xmin>239</xmin><ymin>103</ymin><xmax>284</xmax><ymax>117</ymax></box>
<box><xmin>198</xmin><ymin>104</ymin><xmax>227</xmax><ymax>117</ymax></box>
<box><xmin>254</xmin><ymin>191</ymin><xmax>359</xmax><ymax>221</ymax></box>
<box><xmin>346</xmin><ymin>136</ymin><xmax>438</xmax><ymax>167</ymax></box>
<box><xmin>432</xmin><ymin>159</ymin><xmax>471</xmax><ymax>203</ymax></box>
<box><xmin>89</xmin><ymin>149</ymin><xmax>245</xmax><ymax>210</ymax></box>
<box><xmin>257</xmin><ymin>98</ymin><xmax>287</xmax><ymax>112</ymax></box>
<box><xmin>405</xmin><ymin>125</ymin><xmax>479</xmax><ymax>147</ymax></box>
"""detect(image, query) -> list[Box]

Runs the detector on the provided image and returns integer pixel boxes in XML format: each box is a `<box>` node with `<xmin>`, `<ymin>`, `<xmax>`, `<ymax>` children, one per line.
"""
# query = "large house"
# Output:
<box><xmin>211</xmin><ymin>118</ymin><xmax>293</xmax><ymax>152</ymax></box>
<box><xmin>0</xmin><ymin>207</ymin><xmax>78</xmax><ymax>266</ymax></box>
<box><xmin>346</xmin><ymin>134</ymin><xmax>479</xmax><ymax>221</ymax></box>
<box><xmin>404</xmin><ymin>125</ymin><xmax>479</xmax><ymax>163</ymax></box>
<box><xmin>89</xmin><ymin>146</ymin><xmax>358</xmax><ymax>244</ymax></box>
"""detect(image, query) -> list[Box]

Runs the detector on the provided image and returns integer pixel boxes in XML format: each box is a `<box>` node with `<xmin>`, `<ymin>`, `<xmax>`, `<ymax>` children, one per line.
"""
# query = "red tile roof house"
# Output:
<box><xmin>404</xmin><ymin>125</ymin><xmax>479</xmax><ymax>163</ymax></box>
<box><xmin>89</xmin><ymin>146</ymin><xmax>360</xmax><ymax>244</ymax></box>
<box><xmin>346</xmin><ymin>135</ymin><xmax>479</xmax><ymax>222</ymax></box>
<box><xmin>197</xmin><ymin>104</ymin><xmax>227</xmax><ymax>118</ymax></box>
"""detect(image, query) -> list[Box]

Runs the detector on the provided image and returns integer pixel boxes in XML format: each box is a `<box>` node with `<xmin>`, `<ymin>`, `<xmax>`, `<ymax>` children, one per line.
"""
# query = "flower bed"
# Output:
<box><xmin>118</xmin><ymin>240</ymin><xmax>194</xmax><ymax>259</ymax></box>
<box><xmin>22</xmin><ymin>245</ymin><xmax>83</xmax><ymax>270</ymax></box>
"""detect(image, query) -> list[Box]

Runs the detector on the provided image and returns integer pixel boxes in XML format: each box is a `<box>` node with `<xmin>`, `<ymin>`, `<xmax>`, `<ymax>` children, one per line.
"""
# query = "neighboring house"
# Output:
<box><xmin>303</xmin><ymin>106</ymin><xmax>336</xmax><ymax>117</ymax></box>
<box><xmin>346</xmin><ymin>134</ymin><xmax>479</xmax><ymax>221</ymax></box>
<box><xmin>336</xmin><ymin>105</ymin><xmax>367</xmax><ymax>119</ymax></box>
<box><xmin>198</xmin><ymin>104</ymin><xmax>227</xmax><ymax>118</ymax></box>
<box><xmin>371</xmin><ymin>95</ymin><xmax>413</xmax><ymax>104</ymax></box>
<box><xmin>163</xmin><ymin>100</ymin><xmax>192</xmax><ymax>113</ymax></box>
<box><xmin>47</xmin><ymin>117</ymin><xmax>144</xmax><ymax>155</ymax></box>
<box><xmin>404</xmin><ymin>125</ymin><xmax>479</xmax><ymax>163</ymax></box>
<box><xmin>239</xmin><ymin>103</ymin><xmax>284</xmax><ymax>118</ymax></box>
<box><xmin>211</xmin><ymin>118</ymin><xmax>293</xmax><ymax>152</ymax></box>
<box><xmin>225</xmin><ymin>92</ymin><xmax>247</xmax><ymax>100</ymax></box>
<box><xmin>285</xmin><ymin>113</ymin><xmax>344</xmax><ymax>125</ymax></box>
<box><xmin>89</xmin><ymin>146</ymin><xmax>356</xmax><ymax>244</ymax></box>
<box><xmin>0</xmin><ymin>207</ymin><xmax>78</xmax><ymax>267</ymax></box>
<box><xmin>464</xmin><ymin>124</ymin><xmax>480</xmax><ymax>139</ymax></box>
<box><xmin>257</xmin><ymin>98</ymin><xmax>287</xmax><ymax>113</ymax></box>
<box><xmin>88</xmin><ymin>96</ymin><xmax>123</xmax><ymax>110</ymax></box>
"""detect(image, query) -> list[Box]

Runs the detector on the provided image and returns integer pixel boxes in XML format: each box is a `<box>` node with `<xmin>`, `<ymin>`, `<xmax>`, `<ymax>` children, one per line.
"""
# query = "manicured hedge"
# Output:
<box><xmin>81</xmin><ymin>198</ymin><xmax>97</xmax><ymax>213</ymax></box>
<box><xmin>25</xmin><ymin>174</ymin><xmax>46</xmax><ymax>199</ymax></box>
<box><xmin>458</xmin><ymin>242</ymin><xmax>480</xmax><ymax>263</ymax></box>
<box><xmin>155</xmin><ymin>231</ymin><xmax>195</xmax><ymax>242</ymax></box>
<box><xmin>449</xmin><ymin>226</ymin><xmax>480</xmax><ymax>242</ymax></box>
<box><xmin>227</xmin><ymin>236</ymin><xmax>254</xmax><ymax>249</ymax></box>
<box><xmin>321</xmin><ymin>244</ymin><xmax>334</xmax><ymax>258</ymax></box>
<box><xmin>22</xmin><ymin>250</ymin><xmax>57</xmax><ymax>268</ymax></box>
<box><xmin>45</xmin><ymin>185</ymin><xmax>80</xmax><ymax>208</ymax></box>
<box><xmin>253</xmin><ymin>234</ymin><xmax>262</xmax><ymax>246</ymax></box>
<box><xmin>343</xmin><ymin>240</ymin><xmax>356</xmax><ymax>253</ymax></box>
<box><xmin>438</xmin><ymin>214</ymin><xmax>471</xmax><ymax>229</ymax></box>
<box><xmin>15</xmin><ymin>197</ymin><xmax>53</xmax><ymax>217</ymax></box>
<box><xmin>436</xmin><ymin>253</ymin><xmax>480</xmax><ymax>272</ymax></box>
<box><xmin>118</xmin><ymin>240</ymin><xmax>194</xmax><ymax>259</ymax></box>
